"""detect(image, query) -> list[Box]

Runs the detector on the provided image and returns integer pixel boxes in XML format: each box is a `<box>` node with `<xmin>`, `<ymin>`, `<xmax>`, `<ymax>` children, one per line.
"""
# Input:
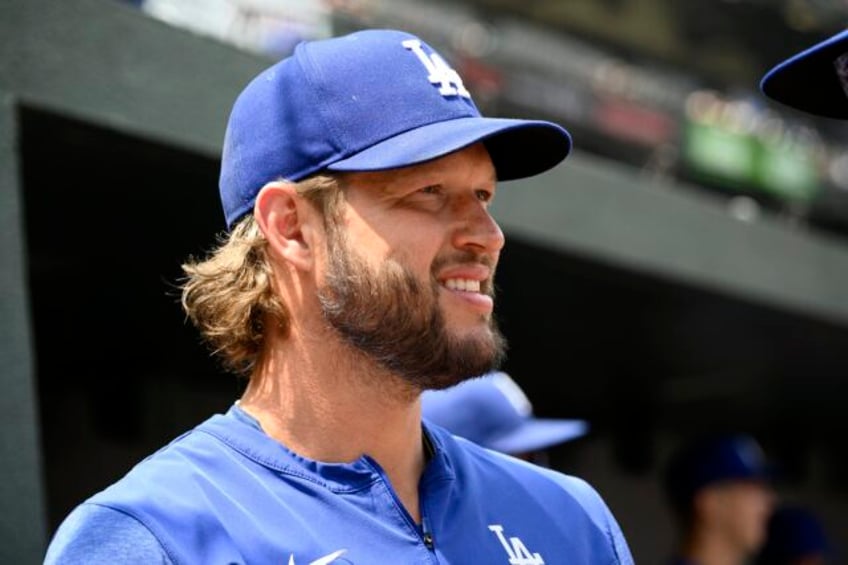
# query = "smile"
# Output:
<box><xmin>444</xmin><ymin>278</ymin><xmax>482</xmax><ymax>292</ymax></box>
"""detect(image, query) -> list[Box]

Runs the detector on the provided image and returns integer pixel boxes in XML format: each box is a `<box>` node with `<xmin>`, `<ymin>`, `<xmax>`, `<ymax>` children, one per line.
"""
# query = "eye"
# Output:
<box><xmin>475</xmin><ymin>189</ymin><xmax>493</xmax><ymax>203</ymax></box>
<box><xmin>420</xmin><ymin>185</ymin><xmax>442</xmax><ymax>195</ymax></box>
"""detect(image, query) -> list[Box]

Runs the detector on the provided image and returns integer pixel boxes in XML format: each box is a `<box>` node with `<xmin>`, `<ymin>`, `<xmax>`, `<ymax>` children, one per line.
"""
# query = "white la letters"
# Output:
<box><xmin>488</xmin><ymin>524</ymin><xmax>546</xmax><ymax>565</ymax></box>
<box><xmin>402</xmin><ymin>39</ymin><xmax>471</xmax><ymax>98</ymax></box>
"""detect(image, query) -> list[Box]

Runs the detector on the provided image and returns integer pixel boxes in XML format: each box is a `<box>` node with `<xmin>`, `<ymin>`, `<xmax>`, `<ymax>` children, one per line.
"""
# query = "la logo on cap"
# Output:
<box><xmin>402</xmin><ymin>39</ymin><xmax>471</xmax><ymax>99</ymax></box>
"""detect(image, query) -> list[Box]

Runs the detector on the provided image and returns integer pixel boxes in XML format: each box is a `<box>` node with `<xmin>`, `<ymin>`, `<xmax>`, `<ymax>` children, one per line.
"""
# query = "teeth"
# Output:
<box><xmin>445</xmin><ymin>278</ymin><xmax>481</xmax><ymax>292</ymax></box>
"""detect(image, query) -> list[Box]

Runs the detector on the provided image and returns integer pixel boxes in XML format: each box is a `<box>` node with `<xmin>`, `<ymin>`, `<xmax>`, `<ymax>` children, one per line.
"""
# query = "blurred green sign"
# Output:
<box><xmin>684</xmin><ymin>120</ymin><xmax>820</xmax><ymax>201</ymax></box>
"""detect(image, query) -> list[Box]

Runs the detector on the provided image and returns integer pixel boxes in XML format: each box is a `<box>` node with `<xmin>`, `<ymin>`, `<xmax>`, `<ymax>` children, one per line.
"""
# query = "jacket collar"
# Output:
<box><xmin>196</xmin><ymin>403</ymin><xmax>456</xmax><ymax>493</ymax></box>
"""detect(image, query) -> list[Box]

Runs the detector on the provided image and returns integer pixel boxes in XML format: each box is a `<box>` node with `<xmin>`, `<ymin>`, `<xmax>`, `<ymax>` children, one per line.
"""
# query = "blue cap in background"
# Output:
<box><xmin>760</xmin><ymin>29</ymin><xmax>848</xmax><ymax>119</ymax></box>
<box><xmin>219</xmin><ymin>29</ymin><xmax>572</xmax><ymax>228</ymax></box>
<box><xmin>758</xmin><ymin>504</ymin><xmax>831</xmax><ymax>564</ymax></box>
<box><xmin>421</xmin><ymin>372</ymin><xmax>588</xmax><ymax>454</ymax></box>
<box><xmin>664</xmin><ymin>434</ymin><xmax>772</xmax><ymax>508</ymax></box>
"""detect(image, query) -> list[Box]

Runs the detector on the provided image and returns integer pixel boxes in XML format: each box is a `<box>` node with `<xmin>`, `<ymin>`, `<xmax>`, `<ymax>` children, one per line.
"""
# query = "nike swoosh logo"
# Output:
<box><xmin>287</xmin><ymin>549</ymin><xmax>348</xmax><ymax>565</ymax></box>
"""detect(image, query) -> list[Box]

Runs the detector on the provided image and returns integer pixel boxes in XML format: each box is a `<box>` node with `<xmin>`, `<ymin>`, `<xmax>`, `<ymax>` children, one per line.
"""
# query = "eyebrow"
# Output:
<box><xmin>339</xmin><ymin>157</ymin><xmax>497</xmax><ymax>196</ymax></box>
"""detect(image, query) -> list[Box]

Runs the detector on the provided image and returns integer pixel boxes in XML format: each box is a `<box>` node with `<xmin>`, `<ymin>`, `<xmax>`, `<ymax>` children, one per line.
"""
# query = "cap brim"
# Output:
<box><xmin>327</xmin><ymin>116</ymin><xmax>572</xmax><ymax>181</ymax></box>
<box><xmin>761</xmin><ymin>30</ymin><xmax>848</xmax><ymax>119</ymax></box>
<box><xmin>488</xmin><ymin>419</ymin><xmax>588</xmax><ymax>454</ymax></box>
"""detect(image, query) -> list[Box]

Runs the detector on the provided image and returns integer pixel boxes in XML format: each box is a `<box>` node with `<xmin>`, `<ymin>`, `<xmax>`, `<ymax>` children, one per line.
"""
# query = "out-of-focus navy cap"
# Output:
<box><xmin>761</xmin><ymin>29</ymin><xmax>848</xmax><ymax>118</ymax></box>
<box><xmin>421</xmin><ymin>371</ymin><xmax>588</xmax><ymax>454</ymax></box>
<box><xmin>664</xmin><ymin>434</ymin><xmax>772</xmax><ymax>507</ymax></box>
<box><xmin>758</xmin><ymin>505</ymin><xmax>831</xmax><ymax>563</ymax></box>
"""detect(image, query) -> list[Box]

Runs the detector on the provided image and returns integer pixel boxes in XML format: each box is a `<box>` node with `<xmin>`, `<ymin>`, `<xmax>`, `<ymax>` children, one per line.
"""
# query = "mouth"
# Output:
<box><xmin>443</xmin><ymin>278</ymin><xmax>482</xmax><ymax>293</ymax></box>
<box><xmin>438</xmin><ymin>273</ymin><xmax>494</xmax><ymax>316</ymax></box>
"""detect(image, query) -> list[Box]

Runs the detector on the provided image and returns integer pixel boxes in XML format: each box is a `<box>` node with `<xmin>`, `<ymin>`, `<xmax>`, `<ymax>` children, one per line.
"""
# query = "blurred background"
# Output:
<box><xmin>2</xmin><ymin>0</ymin><xmax>847</xmax><ymax>562</ymax></box>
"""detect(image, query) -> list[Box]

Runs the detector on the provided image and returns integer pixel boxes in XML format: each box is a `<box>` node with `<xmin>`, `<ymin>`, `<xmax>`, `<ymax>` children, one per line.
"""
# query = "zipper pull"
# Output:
<box><xmin>422</xmin><ymin>516</ymin><xmax>435</xmax><ymax>550</ymax></box>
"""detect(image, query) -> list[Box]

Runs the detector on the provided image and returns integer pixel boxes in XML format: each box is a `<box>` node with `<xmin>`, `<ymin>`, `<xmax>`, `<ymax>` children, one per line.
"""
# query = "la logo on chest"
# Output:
<box><xmin>488</xmin><ymin>524</ymin><xmax>546</xmax><ymax>565</ymax></box>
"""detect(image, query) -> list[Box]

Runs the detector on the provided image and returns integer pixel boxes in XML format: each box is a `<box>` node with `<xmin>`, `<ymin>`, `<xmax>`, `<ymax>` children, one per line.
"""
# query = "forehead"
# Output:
<box><xmin>710</xmin><ymin>479</ymin><xmax>770</xmax><ymax>497</ymax></box>
<box><xmin>340</xmin><ymin>143</ymin><xmax>496</xmax><ymax>193</ymax></box>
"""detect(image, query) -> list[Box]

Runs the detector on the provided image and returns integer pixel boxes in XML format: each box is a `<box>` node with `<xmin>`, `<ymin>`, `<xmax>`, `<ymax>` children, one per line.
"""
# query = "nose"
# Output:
<box><xmin>452</xmin><ymin>200</ymin><xmax>505</xmax><ymax>255</ymax></box>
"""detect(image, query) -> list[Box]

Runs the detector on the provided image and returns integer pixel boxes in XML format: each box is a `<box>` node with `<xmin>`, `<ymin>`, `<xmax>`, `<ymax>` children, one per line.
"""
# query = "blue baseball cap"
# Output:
<box><xmin>421</xmin><ymin>372</ymin><xmax>588</xmax><ymax>454</ymax></box>
<box><xmin>663</xmin><ymin>434</ymin><xmax>772</xmax><ymax>508</ymax></box>
<box><xmin>220</xmin><ymin>29</ymin><xmax>572</xmax><ymax>228</ymax></box>
<box><xmin>761</xmin><ymin>29</ymin><xmax>848</xmax><ymax>118</ymax></box>
<box><xmin>758</xmin><ymin>505</ymin><xmax>831</xmax><ymax>563</ymax></box>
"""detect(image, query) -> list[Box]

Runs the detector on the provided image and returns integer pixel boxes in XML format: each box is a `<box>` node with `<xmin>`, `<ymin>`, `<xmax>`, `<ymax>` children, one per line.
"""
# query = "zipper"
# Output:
<box><xmin>421</xmin><ymin>515</ymin><xmax>434</xmax><ymax>550</ymax></box>
<box><xmin>363</xmin><ymin>456</ymin><xmax>437</xmax><ymax>555</ymax></box>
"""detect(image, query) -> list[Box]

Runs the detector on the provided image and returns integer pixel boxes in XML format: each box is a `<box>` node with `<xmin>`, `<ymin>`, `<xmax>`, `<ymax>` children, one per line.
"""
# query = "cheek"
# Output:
<box><xmin>343</xmin><ymin>229</ymin><xmax>394</xmax><ymax>269</ymax></box>
<box><xmin>347</xmin><ymin>214</ymin><xmax>447</xmax><ymax>276</ymax></box>
<box><xmin>395</xmin><ymin>240</ymin><xmax>445</xmax><ymax>275</ymax></box>
<box><xmin>734</xmin><ymin>492</ymin><xmax>772</xmax><ymax>530</ymax></box>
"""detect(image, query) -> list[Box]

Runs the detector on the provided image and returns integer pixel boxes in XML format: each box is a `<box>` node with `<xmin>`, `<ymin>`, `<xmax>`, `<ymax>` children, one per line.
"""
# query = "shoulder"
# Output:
<box><xmin>427</xmin><ymin>424</ymin><xmax>634</xmax><ymax>564</ymax></box>
<box><xmin>58</xmin><ymin>420</ymin><xmax>242</xmax><ymax>550</ymax></box>
<box><xmin>429</xmin><ymin>423</ymin><xmax>598</xmax><ymax>502</ymax></box>
<box><xmin>87</xmin><ymin>429</ymin><xmax>216</xmax><ymax>507</ymax></box>
<box><xmin>45</xmin><ymin>412</ymin><xmax>280</xmax><ymax>563</ymax></box>
<box><xmin>92</xmin><ymin>413</ymin><xmax>249</xmax><ymax>506</ymax></box>
<box><xmin>490</xmin><ymin>451</ymin><xmax>633</xmax><ymax>564</ymax></box>
<box><xmin>45</xmin><ymin>503</ymin><xmax>171</xmax><ymax>564</ymax></box>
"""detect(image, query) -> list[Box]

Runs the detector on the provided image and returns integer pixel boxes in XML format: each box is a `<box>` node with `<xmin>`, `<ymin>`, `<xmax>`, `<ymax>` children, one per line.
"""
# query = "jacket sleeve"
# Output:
<box><xmin>44</xmin><ymin>503</ymin><xmax>172</xmax><ymax>565</ymax></box>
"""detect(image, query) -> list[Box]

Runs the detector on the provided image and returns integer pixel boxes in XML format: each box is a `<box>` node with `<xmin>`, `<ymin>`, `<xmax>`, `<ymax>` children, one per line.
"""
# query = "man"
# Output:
<box><xmin>761</xmin><ymin>29</ymin><xmax>848</xmax><ymax>118</ymax></box>
<box><xmin>663</xmin><ymin>434</ymin><xmax>775</xmax><ymax>565</ymax></box>
<box><xmin>422</xmin><ymin>370</ymin><xmax>588</xmax><ymax>465</ymax></box>
<box><xmin>45</xmin><ymin>29</ymin><xmax>633</xmax><ymax>563</ymax></box>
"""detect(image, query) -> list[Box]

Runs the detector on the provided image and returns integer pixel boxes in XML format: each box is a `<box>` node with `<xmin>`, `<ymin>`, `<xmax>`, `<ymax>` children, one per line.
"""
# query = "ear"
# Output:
<box><xmin>254</xmin><ymin>181</ymin><xmax>316</xmax><ymax>271</ymax></box>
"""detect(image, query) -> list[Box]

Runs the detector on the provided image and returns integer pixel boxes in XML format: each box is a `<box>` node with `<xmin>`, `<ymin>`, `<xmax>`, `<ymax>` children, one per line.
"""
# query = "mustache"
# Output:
<box><xmin>431</xmin><ymin>249</ymin><xmax>496</xmax><ymax>270</ymax></box>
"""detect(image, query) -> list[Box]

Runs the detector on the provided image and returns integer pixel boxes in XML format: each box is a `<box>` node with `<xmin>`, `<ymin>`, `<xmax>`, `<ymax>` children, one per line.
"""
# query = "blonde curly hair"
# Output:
<box><xmin>181</xmin><ymin>175</ymin><xmax>343</xmax><ymax>377</ymax></box>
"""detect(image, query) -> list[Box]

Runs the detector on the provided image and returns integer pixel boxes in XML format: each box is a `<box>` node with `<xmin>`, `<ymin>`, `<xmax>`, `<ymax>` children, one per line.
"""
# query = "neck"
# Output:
<box><xmin>239</xmin><ymin>323</ymin><xmax>427</xmax><ymax>521</ymax></box>
<box><xmin>682</xmin><ymin>528</ymin><xmax>748</xmax><ymax>565</ymax></box>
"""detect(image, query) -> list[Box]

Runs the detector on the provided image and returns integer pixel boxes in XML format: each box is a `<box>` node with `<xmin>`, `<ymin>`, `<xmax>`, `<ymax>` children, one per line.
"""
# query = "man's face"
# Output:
<box><xmin>317</xmin><ymin>143</ymin><xmax>506</xmax><ymax>390</ymax></box>
<box><xmin>705</xmin><ymin>480</ymin><xmax>775</xmax><ymax>553</ymax></box>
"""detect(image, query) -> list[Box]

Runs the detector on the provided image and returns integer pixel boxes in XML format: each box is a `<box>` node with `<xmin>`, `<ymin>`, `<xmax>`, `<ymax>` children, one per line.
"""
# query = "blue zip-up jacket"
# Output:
<box><xmin>46</xmin><ymin>405</ymin><xmax>633</xmax><ymax>564</ymax></box>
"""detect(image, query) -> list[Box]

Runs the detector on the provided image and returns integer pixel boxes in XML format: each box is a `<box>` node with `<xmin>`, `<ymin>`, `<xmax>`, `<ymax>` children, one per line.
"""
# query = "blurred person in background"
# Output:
<box><xmin>761</xmin><ymin>29</ymin><xmax>848</xmax><ymax>119</ymax></box>
<box><xmin>44</xmin><ymin>29</ymin><xmax>633</xmax><ymax>563</ymax></box>
<box><xmin>421</xmin><ymin>370</ymin><xmax>588</xmax><ymax>466</ymax></box>
<box><xmin>756</xmin><ymin>504</ymin><xmax>833</xmax><ymax>565</ymax></box>
<box><xmin>663</xmin><ymin>434</ymin><xmax>776</xmax><ymax>565</ymax></box>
